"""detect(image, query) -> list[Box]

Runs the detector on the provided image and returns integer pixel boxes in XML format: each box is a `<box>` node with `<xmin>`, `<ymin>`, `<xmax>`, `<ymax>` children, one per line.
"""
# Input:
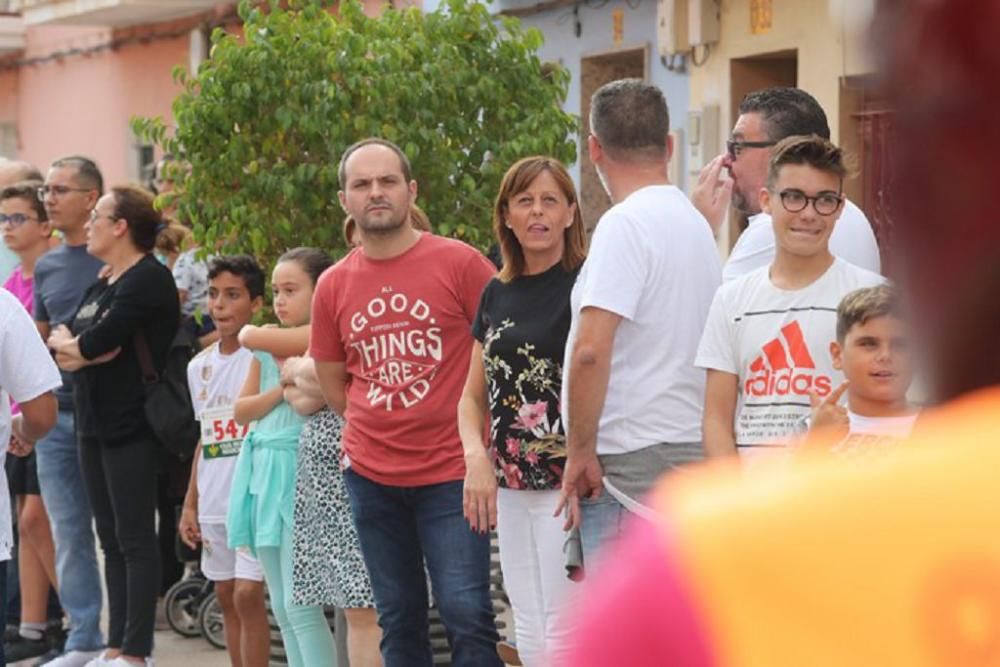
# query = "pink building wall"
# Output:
<box><xmin>4</xmin><ymin>24</ymin><xmax>187</xmax><ymax>183</ymax></box>
<box><xmin>1</xmin><ymin>0</ymin><xmax>408</xmax><ymax>184</ymax></box>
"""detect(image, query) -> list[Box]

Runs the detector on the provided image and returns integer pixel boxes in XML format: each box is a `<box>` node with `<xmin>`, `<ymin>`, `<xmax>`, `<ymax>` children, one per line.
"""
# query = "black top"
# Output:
<box><xmin>71</xmin><ymin>254</ymin><xmax>180</xmax><ymax>442</ymax></box>
<box><xmin>472</xmin><ymin>263</ymin><xmax>578</xmax><ymax>490</ymax></box>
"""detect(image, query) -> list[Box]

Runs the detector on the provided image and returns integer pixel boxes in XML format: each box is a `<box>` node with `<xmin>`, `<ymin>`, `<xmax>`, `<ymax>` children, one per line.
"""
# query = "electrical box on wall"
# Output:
<box><xmin>657</xmin><ymin>0</ymin><xmax>690</xmax><ymax>56</ymax></box>
<box><xmin>687</xmin><ymin>105</ymin><xmax>720</xmax><ymax>174</ymax></box>
<box><xmin>689</xmin><ymin>0</ymin><xmax>721</xmax><ymax>46</ymax></box>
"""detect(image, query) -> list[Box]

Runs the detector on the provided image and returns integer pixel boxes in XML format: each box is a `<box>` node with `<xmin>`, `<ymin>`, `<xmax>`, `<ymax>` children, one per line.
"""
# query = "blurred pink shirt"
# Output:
<box><xmin>4</xmin><ymin>265</ymin><xmax>34</xmax><ymax>416</ymax></box>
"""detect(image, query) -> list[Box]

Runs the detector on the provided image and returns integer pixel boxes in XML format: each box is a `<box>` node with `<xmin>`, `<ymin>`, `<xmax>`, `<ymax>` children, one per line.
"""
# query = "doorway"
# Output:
<box><xmin>727</xmin><ymin>50</ymin><xmax>797</xmax><ymax>248</ymax></box>
<box><xmin>841</xmin><ymin>74</ymin><xmax>894</xmax><ymax>273</ymax></box>
<box><xmin>579</xmin><ymin>47</ymin><xmax>647</xmax><ymax>235</ymax></box>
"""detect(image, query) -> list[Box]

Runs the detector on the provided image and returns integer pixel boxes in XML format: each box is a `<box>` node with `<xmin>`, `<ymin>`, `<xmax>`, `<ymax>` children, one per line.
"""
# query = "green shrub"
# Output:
<box><xmin>133</xmin><ymin>0</ymin><xmax>578</xmax><ymax>269</ymax></box>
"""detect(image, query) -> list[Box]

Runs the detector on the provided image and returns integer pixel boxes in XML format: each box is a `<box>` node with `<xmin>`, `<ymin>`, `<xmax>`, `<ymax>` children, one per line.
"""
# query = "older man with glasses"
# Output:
<box><xmin>31</xmin><ymin>156</ymin><xmax>107</xmax><ymax>667</ymax></box>
<box><xmin>692</xmin><ymin>87</ymin><xmax>882</xmax><ymax>281</ymax></box>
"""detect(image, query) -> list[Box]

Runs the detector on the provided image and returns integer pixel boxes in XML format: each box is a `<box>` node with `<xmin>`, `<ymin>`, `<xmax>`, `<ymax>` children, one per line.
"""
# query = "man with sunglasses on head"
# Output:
<box><xmin>692</xmin><ymin>87</ymin><xmax>881</xmax><ymax>281</ymax></box>
<box><xmin>695</xmin><ymin>135</ymin><xmax>884</xmax><ymax>459</ymax></box>
<box><xmin>31</xmin><ymin>156</ymin><xmax>106</xmax><ymax>666</ymax></box>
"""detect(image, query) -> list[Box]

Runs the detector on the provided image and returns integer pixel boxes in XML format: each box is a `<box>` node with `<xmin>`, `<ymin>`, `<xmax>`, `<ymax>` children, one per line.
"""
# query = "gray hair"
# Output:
<box><xmin>0</xmin><ymin>160</ymin><xmax>43</xmax><ymax>185</ymax></box>
<box><xmin>589</xmin><ymin>79</ymin><xmax>671</xmax><ymax>162</ymax></box>
<box><xmin>51</xmin><ymin>155</ymin><xmax>104</xmax><ymax>194</ymax></box>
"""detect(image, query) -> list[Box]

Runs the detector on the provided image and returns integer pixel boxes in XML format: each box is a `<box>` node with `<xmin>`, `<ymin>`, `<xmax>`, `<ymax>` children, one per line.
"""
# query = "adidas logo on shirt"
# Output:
<box><xmin>744</xmin><ymin>321</ymin><xmax>833</xmax><ymax>398</ymax></box>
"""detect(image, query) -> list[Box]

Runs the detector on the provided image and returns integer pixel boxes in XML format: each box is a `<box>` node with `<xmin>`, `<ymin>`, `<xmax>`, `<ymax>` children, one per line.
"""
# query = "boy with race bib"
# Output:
<box><xmin>178</xmin><ymin>256</ymin><xmax>270</xmax><ymax>666</ymax></box>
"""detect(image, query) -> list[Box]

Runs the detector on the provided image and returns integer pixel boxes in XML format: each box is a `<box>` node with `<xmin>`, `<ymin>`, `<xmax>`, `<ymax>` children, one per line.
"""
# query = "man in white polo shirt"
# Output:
<box><xmin>558</xmin><ymin>79</ymin><xmax>722</xmax><ymax>563</ymax></box>
<box><xmin>692</xmin><ymin>87</ymin><xmax>881</xmax><ymax>280</ymax></box>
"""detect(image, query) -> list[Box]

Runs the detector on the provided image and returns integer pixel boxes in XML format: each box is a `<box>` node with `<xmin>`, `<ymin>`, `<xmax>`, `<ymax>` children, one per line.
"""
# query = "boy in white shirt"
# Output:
<box><xmin>178</xmin><ymin>256</ymin><xmax>269</xmax><ymax>666</ymax></box>
<box><xmin>808</xmin><ymin>284</ymin><xmax>919</xmax><ymax>452</ymax></box>
<box><xmin>697</xmin><ymin>135</ymin><xmax>884</xmax><ymax>457</ymax></box>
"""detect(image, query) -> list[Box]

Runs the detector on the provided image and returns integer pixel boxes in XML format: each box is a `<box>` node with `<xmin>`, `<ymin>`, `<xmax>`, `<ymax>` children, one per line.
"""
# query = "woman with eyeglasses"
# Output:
<box><xmin>47</xmin><ymin>184</ymin><xmax>179</xmax><ymax>667</ymax></box>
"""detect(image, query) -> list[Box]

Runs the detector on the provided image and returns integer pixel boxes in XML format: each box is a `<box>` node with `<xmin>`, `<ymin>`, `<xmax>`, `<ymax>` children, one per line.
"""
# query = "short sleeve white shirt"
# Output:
<box><xmin>723</xmin><ymin>199</ymin><xmax>881</xmax><ymax>282</ymax></box>
<box><xmin>830</xmin><ymin>410</ymin><xmax>919</xmax><ymax>459</ymax></box>
<box><xmin>186</xmin><ymin>342</ymin><xmax>254</xmax><ymax>524</ymax></box>
<box><xmin>695</xmin><ymin>258</ymin><xmax>884</xmax><ymax>453</ymax></box>
<box><xmin>0</xmin><ymin>289</ymin><xmax>62</xmax><ymax>560</ymax></box>
<box><xmin>563</xmin><ymin>185</ymin><xmax>722</xmax><ymax>454</ymax></box>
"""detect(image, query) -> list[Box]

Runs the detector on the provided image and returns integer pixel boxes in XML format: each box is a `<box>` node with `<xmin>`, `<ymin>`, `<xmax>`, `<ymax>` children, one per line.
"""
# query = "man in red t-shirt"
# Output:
<box><xmin>311</xmin><ymin>138</ymin><xmax>501</xmax><ymax>667</ymax></box>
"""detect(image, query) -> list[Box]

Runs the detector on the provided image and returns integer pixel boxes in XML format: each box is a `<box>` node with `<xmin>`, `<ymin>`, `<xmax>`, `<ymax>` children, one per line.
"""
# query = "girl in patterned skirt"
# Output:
<box><xmin>240</xmin><ymin>248</ymin><xmax>380</xmax><ymax>667</ymax></box>
<box><xmin>229</xmin><ymin>247</ymin><xmax>337</xmax><ymax>667</ymax></box>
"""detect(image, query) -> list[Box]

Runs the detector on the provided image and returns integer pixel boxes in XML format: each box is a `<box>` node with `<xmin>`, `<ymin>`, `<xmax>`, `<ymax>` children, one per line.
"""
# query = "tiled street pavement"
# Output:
<box><xmin>153</xmin><ymin>627</ymin><xmax>232</xmax><ymax>667</ymax></box>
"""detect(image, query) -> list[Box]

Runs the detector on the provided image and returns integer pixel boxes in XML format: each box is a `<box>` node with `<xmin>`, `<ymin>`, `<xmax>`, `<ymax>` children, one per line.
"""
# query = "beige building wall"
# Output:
<box><xmin>687</xmin><ymin>0</ymin><xmax>877</xmax><ymax>251</ymax></box>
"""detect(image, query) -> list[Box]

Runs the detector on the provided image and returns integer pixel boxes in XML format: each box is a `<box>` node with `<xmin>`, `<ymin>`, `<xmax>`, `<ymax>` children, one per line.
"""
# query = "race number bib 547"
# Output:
<box><xmin>201</xmin><ymin>406</ymin><xmax>248</xmax><ymax>459</ymax></box>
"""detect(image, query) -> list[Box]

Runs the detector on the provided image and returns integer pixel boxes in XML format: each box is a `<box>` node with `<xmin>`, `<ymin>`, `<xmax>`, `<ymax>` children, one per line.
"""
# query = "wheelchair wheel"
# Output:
<box><xmin>199</xmin><ymin>591</ymin><xmax>227</xmax><ymax>650</ymax></box>
<box><xmin>165</xmin><ymin>577</ymin><xmax>207</xmax><ymax>638</ymax></box>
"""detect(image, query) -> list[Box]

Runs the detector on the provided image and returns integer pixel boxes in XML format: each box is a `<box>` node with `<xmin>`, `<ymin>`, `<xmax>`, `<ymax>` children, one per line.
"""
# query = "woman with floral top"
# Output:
<box><xmin>458</xmin><ymin>156</ymin><xmax>586</xmax><ymax>666</ymax></box>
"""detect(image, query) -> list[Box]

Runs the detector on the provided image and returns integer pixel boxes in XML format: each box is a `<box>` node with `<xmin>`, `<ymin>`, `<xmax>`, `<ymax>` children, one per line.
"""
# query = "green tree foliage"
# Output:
<box><xmin>133</xmin><ymin>0</ymin><xmax>577</xmax><ymax>269</ymax></box>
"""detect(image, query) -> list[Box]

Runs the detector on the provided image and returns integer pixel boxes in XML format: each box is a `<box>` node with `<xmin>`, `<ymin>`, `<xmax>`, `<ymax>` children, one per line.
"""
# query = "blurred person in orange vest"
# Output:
<box><xmin>557</xmin><ymin>1</ymin><xmax>1000</xmax><ymax>665</ymax></box>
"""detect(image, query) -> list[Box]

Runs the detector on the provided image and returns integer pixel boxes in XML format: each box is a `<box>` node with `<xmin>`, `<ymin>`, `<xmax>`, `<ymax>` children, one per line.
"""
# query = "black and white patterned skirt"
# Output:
<box><xmin>291</xmin><ymin>408</ymin><xmax>375</xmax><ymax>608</ymax></box>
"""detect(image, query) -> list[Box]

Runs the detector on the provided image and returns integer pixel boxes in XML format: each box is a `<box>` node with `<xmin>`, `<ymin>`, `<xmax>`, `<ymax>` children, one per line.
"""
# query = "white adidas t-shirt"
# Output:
<box><xmin>187</xmin><ymin>342</ymin><xmax>254</xmax><ymax>524</ymax></box>
<box><xmin>723</xmin><ymin>200</ymin><xmax>881</xmax><ymax>282</ymax></box>
<box><xmin>563</xmin><ymin>184</ymin><xmax>722</xmax><ymax>454</ymax></box>
<box><xmin>0</xmin><ymin>289</ymin><xmax>62</xmax><ymax>561</ymax></box>
<box><xmin>695</xmin><ymin>257</ymin><xmax>884</xmax><ymax>452</ymax></box>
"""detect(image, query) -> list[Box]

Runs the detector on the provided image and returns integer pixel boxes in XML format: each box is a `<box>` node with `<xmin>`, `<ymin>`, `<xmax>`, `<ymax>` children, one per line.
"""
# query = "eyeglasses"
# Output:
<box><xmin>89</xmin><ymin>210</ymin><xmax>118</xmax><ymax>224</ymax></box>
<box><xmin>726</xmin><ymin>139</ymin><xmax>777</xmax><ymax>160</ymax></box>
<box><xmin>0</xmin><ymin>213</ymin><xmax>38</xmax><ymax>227</ymax></box>
<box><xmin>777</xmin><ymin>189</ymin><xmax>844</xmax><ymax>216</ymax></box>
<box><xmin>37</xmin><ymin>185</ymin><xmax>93</xmax><ymax>199</ymax></box>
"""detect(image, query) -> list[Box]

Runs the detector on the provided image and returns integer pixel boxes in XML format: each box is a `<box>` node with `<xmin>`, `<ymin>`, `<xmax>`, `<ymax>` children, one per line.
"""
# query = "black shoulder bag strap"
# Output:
<box><xmin>133</xmin><ymin>330</ymin><xmax>159</xmax><ymax>385</ymax></box>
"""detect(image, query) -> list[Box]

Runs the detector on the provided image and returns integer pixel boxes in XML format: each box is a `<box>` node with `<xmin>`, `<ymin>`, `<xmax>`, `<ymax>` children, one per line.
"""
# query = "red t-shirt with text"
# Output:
<box><xmin>310</xmin><ymin>233</ymin><xmax>495</xmax><ymax>486</ymax></box>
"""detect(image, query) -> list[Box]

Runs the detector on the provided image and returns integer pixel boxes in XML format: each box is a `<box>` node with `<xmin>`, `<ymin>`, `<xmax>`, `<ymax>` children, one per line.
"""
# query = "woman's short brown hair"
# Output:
<box><xmin>493</xmin><ymin>156</ymin><xmax>586</xmax><ymax>282</ymax></box>
<box><xmin>154</xmin><ymin>221</ymin><xmax>192</xmax><ymax>257</ymax></box>
<box><xmin>110</xmin><ymin>184</ymin><xmax>163</xmax><ymax>253</ymax></box>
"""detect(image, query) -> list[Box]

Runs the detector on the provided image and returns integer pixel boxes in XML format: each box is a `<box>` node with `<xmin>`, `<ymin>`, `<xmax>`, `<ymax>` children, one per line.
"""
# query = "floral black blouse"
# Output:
<box><xmin>472</xmin><ymin>264</ymin><xmax>578</xmax><ymax>490</ymax></box>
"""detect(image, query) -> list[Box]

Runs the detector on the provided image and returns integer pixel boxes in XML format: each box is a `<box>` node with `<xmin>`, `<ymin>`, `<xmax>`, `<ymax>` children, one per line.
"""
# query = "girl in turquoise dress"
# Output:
<box><xmin>228</xmin><ymin>248</ymin><xmax>335</xmax><ymax>667</ymax></box>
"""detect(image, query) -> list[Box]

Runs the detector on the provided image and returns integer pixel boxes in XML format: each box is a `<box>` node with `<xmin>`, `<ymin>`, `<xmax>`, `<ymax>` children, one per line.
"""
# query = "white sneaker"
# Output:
<box><xmin>105</xmin><ymin>657</ymin><xmax>154</xmax><ymax>667</ymax></box>
<box><xmin>83</xmin><ymin>650</ymin><xmax>114</xmax><ymax>667</ymax></box>
<box><xmin>38</xmin><ymin>650</ymin><xmax>104</xmax><ymax>667</ymax></box>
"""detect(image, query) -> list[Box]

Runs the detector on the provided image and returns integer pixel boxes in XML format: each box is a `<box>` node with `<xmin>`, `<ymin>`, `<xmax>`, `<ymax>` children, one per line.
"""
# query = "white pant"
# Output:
<box><xmin>497</xmin><ymin>488</ymin><xmax>575</xmax><ymax>667</ymax></box>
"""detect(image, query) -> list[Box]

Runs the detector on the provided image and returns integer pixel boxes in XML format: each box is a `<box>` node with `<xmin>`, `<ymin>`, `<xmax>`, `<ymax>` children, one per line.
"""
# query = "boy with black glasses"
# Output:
<box><xmin>696</xmin><ymin>135</ymin><xmax>884</xmax><ymax>459</ymax></box>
